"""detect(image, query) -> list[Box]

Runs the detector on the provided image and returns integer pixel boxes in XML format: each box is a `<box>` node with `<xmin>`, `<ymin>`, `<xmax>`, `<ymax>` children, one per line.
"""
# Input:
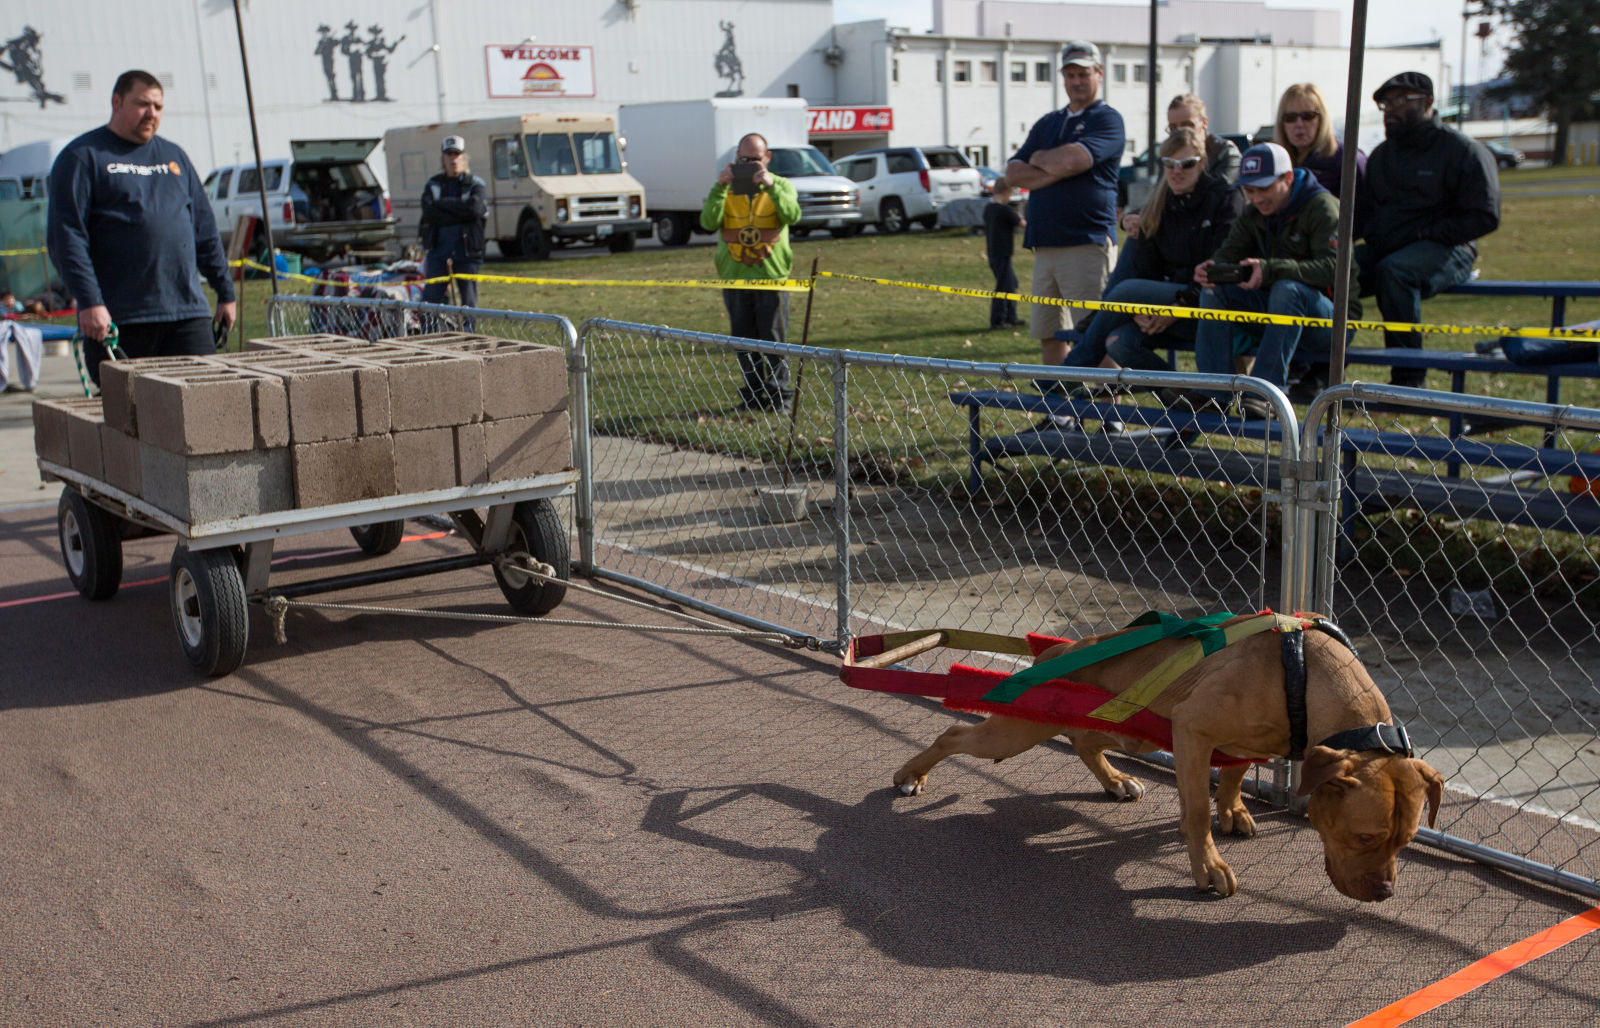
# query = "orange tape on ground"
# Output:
<box><xmin>1347</xmin><ymin>906</ymin><xmax>1600</xmax><ymax>1027</ymax></box>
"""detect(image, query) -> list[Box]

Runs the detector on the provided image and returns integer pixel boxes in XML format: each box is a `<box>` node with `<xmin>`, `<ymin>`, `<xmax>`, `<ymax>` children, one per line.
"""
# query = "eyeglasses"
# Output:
<box><xmin>1168</xmin><ymin>119</ymin><xmax>1197</xmax><ymax>131</ymax></box>
<box><xmin>1376</xmin><ymin>93</ymin><xmax>1429</xmax><ymax>111</ymax></box>
<box><xmin>1161</xmin><ymin>156</ymin><xmax>1203</xmax><ymax>171</ymax></box>
<box><xmin>1282</xmin><ymin>110</ymin><xmax>1320</xmax><ymax>124</ymax></box>
<box><xmin>736</xmin><ymin>154</ymin><xmax>764</xmax><ymax>163</ymax></box>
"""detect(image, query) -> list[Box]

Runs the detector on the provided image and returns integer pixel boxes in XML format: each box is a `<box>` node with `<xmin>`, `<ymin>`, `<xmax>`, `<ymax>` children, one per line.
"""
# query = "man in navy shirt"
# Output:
<box><xmin>48</xmin><ymin>70</ymin><xmax>235</xmax><ymax>385</ymax></box>
<box><xmin>420</xmin><ymin>134</ymin><xmax>489</xmax><ymax>310</ymax></box>
<box><xmin>1005</xmin><ymin>40</ymin><xmax>1125</xmax><ymax>384</ymax></box>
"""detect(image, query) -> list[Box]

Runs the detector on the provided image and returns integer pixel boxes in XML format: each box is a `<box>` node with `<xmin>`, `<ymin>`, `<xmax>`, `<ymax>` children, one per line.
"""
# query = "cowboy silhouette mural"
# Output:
<box><xmin>714</xmin><ymin>20</ymin><xmax>743</xmax><ymax>97</ymax></box>
<box><xmin>0</xmin><ymin>25</ymin><xmax>64</xmax><ymax>108</ymax></box>
<box><xmin>313</xmin><ymin>20</ymin><xmax>403</xmax><ymax>102</ymax></box>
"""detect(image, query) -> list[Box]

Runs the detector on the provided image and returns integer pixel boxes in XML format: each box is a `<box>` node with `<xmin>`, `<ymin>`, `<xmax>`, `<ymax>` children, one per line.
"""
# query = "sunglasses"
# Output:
<box><xmin>1161</xmin><ymin>156</ymin><xmax>1203</xmax><ymax>171</ymax></box>
<box><xmin>737</xmin><ymin>154</ymin><xmax>764</xmax><ymax>163</ymax></box>
<box><xmin>1376</xmin><ymin>93</ymin><xmax>1429</xmax><ymax>111</ymax></box>
<box><xmin>1282</xmin><ymin>110</ymin><xmax>1320</xmax><ymax>124</ymax></box>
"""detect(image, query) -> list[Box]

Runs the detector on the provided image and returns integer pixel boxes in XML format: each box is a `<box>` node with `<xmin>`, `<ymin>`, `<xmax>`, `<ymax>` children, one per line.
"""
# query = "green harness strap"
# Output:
<box><xmin>979</xmin><ymin>611</ymin><xmax>1237</xmax><ymax>705</ymax></box>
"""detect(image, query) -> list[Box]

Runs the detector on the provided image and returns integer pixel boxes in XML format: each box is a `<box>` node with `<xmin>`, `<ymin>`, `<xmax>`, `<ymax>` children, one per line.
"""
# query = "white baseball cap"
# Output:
<box><xmin>1237</xmin><ymin>142</ymin><xmax>1293</xmax><ymax>187</ymax></box>
<box><xmin>441</xmin><ymin>135</ymin><xmax>466</xmax><ymax>153</ymax></box>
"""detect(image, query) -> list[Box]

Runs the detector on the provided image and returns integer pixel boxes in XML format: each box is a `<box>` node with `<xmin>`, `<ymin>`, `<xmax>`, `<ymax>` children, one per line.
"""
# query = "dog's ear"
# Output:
<box><xmin>1297</xmin><ymin>745</ymin><xmax>1360</xmax><ymax>797</ymax></box>
<box><xmin>1411</xmin><ymin>758</ymin><xmax>1445</xmax><ymax>828</ymax></box>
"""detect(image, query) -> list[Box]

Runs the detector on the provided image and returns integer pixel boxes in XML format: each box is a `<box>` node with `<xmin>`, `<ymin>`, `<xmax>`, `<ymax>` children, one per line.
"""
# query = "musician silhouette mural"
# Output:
<box><xmin>714</xmin><ymin>20</ymin><xmax>743</xmax><ymax>97</ymax></box>
<box><xmin>0</xmin><ymin>25</ymin><xmax>64</xmax><ymax>108</ymax></box>
<box><xmin>314</xmin><ymin>21</ymin><xmax>404</xmax><ymax>102</ymax></box>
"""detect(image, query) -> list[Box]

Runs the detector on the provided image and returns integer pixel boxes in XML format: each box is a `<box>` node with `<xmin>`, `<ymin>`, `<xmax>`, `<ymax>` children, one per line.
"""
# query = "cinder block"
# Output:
<box><xmin>65</xmin><ymin>404</ymin><xmax>106</xmax><ymax>480</ymax></box>
<box><xmin>382</xmin><ymin>332</ymin><xmax>495</xmax><ymax>348</ymax></box>
<box><xmin>381</xmin><ymin>351</ymin><xmax>483</xmax><ymax>432</ymax></box>
<box><xmin>292</xmin><ymin>434</ymin><xmax>397</xmax><ymax>507</ymax></box>
<box><xmin>246</xmin><ymin>334</ymin><xmax>361</xmax><ymax>353</ymax></box>
<box><xmin>133</xmin><ymin>367</ymin><xmax>260</xmax><ymax>455</ymax></box>
<box><xmin>429</xmin><ymin>340</ymin><xmax>567</xmax><ymax>420</ymax></box>
<box><xmin>99</xmin><ymin>355</ymin><xmax>218</xmax><ymax>435</ymax></box>
<box><xmin>252</xmin><ymin>377</ymin><xmax>290</xmax><ymax>448</ymax></box>
<box><xmin>31</xmin><ymin>397</ymin><xmax>104</xmax><ymax>467</ymax></box>
<box><xmin>483</xmin><ymin>411</ymin><xmax>572</xmax><ymax>482</ymax></box>
<box><xmin>392</xmin><ymin>427</ymin><xmax>457</xmax><ymax>494</ymax></box>
<box><xmin>224</xmin><ymin>354</ymin><xmax>360</xmax><ymax>443</ymax></box>
<box><xmin>100</xmin><ymin>426</ymin><xmax>142</xmax><ymax>497</ymax></box>
<box><xmin>454</xmin><ymin>423</ymin><xmax>487</xmax><ymax>486</ymax></box>
<box><xmin>140</xmin><ymin>444</ymin><xmax>293</xmax><ymax>523</ymax></box>
<box><xmin>350</xmin><ymin>362</ymin><xmax>391</xmax><ymax>436</ymax></box>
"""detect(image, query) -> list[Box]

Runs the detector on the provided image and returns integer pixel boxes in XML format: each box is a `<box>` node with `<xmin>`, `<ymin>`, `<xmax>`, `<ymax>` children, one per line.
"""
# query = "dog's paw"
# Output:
<box><xmin>1217</xmin><ymin>804</ymin><xmax>1256</xmax><ymax>837</ymax></box>
<box><xmin>895</xmin><ymin>777</ymin><xmax>924</xmax><ymax>797</ymax></box>
<box><xmin>1194</xmin><ymin>859</ymin><xmax>1239</xmax><ymax>898</ymax></box>
<box><xmin>1107</xmin><ymin>777</ymin><xmax>1146</xmax><ymax>802</ymax></box>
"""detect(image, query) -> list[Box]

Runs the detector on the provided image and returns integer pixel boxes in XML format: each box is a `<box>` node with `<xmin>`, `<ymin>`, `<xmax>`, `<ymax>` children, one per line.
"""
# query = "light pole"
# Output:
<box><xmin>1459</xmin><ymin>0</ymin><xmax>1470</xmax><ymax>123</ymax></box>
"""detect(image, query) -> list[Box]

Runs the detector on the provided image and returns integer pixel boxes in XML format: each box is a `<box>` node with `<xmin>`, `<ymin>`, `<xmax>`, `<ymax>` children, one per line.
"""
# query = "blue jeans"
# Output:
<box><xmin>1355</xmin><ymin>240</ymin><xmax>1476</xmax><ymax>385</ymax></box>
<box><xmin>1063</xmin><ymin>278</ymin><xmax>1191</xmax><ymax>374</ymax></box>
<box><xmin>1101</xmin><ymin>235</ymin><xmax>1142</xmax><ymax>297</ymax></box>
<box><xmin>421</xmin><ymin>255</ymin><xmax>480</xmax><ymax>308</ymax></box>
<box><xmin>1194</xmin><ymin>280</ymin><xmax>1333</xmax><ymax>396</ymax></box>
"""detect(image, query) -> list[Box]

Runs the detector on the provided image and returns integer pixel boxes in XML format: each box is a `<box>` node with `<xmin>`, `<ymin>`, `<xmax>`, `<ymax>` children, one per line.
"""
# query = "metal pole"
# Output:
<box><xmin>1459</xmin><ymin>1</ymin><xmax>1470</xmax><ymax>124</ymax></box>
<box><xmin>1148</xmin><ymin>0</ymin><xmax>1158</xmax><ymax>164</ymax></box>
<box><xmin>1327</xmin><ymin>0</ymin><xmax>1367</xmax><ymax>390</ymax></box>
<box><xmin>232</xmin><ymin>0</ymin><xmax>278</xmax><ymax>297</ymax></box>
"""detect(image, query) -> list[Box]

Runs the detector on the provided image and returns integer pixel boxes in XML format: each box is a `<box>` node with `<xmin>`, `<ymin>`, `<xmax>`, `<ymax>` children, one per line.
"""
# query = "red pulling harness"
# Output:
<box><xmin>842</xmin><ymin>630</ymin><xmax>1264</xmax><ymax>769</ymax></box>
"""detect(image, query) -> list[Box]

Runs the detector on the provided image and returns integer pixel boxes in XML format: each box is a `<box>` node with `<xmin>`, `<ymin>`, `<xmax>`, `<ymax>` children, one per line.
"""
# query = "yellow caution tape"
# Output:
<box><xmin>453</xmin><ymin>272</ymin><xmax>812</xmax><ymax>292</ymax></box>
<box><xmin>231</xmin><ymin>258</ymin><xmax>325</xmax><ymax>285</ymax></box>
<box><xmin>817</xmin><ymin>270</ymin><xmax>1600</xmax><ymax>341</ymax></box>
<box><xmin>0</xmin><ymin>246</ymin><xmax>46</xmax><ymax>257</ymax></box>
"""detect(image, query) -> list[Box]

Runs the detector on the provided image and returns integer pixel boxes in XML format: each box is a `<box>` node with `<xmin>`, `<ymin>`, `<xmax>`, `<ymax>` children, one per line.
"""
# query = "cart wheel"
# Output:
<box><xmin>493</xmin><ymin>498</ymin><xmax>569</xmax><ymax>616</ymax></box>
<box><xmin>169</xmin><ymin>545</ymin><xmax>249</xmax><ymax>677</ymax></box>
<box><xmin>58</xmin><ymin>488</ymin><xmax>123</xmax><ymax>601</ymax></box>
<box><xmin>350</xmin><ymin>520</ymin><xmax>405</xmax><ymax>555</ymax></box>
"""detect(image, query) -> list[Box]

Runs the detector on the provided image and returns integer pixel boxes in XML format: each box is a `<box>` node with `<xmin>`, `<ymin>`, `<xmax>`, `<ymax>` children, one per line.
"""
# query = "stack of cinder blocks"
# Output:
<box><xmin>33</xmin><ymin>331</ymin><xmax>570</xmax><ymax>524</ymax></box>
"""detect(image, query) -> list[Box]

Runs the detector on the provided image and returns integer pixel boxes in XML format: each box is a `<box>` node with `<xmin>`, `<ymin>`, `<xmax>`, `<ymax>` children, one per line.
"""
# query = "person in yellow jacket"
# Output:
<box><xmin>700</xmin><ymin>133</ymin><xmax>802</xmax><ymax>412</ymax></box>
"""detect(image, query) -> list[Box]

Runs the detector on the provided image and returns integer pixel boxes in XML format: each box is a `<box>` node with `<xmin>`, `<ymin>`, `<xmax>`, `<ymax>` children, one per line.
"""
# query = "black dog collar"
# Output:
<box><xmin>1317</xmin><ymin>723</ymin><xmax>1414</xmax><ymax>758</ymax></box>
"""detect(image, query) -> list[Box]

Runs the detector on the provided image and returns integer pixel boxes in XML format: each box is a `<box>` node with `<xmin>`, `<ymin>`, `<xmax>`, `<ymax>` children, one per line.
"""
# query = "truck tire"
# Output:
<box><xmin>518</xmin><ymin>218</ymin><xmax>553</xmax><ymax>261</ymax></box>
<box><xmin>916</xmin><ymin>214</ymin><xmax>938</xmax><ymax>230</ymax></box>
<box><xmin>655</xmin><ymin>212</ymin><xmax>691</xmax><ymax>247</ymax></box>
<box><xmin>791</xmin><ymin>227</ymin><xmax>812</xmax><ymax>239</ymax></box>
<box><xmin>829</xmin><ymin>224</ymin><xmax>863</xmax><ymax>239</ymax></box>
<box><xmin>608</xmin><ymin>231</ymin><xmax>636</xmax><ymax>253</ymax></box>
<box><xmin>878</xmin><ymin>197</ymin><xmax>908</xmax><ymax>234</ymax></box>
<box><xmin>498</xmin><ymin>236</ymin><xmax>523</xmax><ymax>259</ymax></box>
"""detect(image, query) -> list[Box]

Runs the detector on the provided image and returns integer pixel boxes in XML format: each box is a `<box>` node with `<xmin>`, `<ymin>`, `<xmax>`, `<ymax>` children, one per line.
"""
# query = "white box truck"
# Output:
<box><xmin>617</xmin><ymin>98</ymin><xmax>861</xmax><ymax>247</ymax></box>
<box><xmin>384</xmin><ymin>112</ymin><xmax>649</xmax><ymax>260</ymax></box>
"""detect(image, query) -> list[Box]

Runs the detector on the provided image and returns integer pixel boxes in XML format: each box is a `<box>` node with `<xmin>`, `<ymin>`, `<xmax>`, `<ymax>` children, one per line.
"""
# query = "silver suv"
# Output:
<box><xmin>831</xmin><ymin>146</ymin><xmax>983</xmax><ymax>234</ymax></box>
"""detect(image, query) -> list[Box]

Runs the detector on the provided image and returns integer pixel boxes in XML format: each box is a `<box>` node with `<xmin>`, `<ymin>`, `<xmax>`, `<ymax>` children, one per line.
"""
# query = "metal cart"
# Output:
<box><xmin>41</xmin><ymin>459</ymin><xmax>578</xmax><ymax>677</ymax></box>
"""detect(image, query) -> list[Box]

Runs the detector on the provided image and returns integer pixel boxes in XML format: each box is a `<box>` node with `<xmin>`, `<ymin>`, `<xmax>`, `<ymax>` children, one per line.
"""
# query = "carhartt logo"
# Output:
<box><xmin>106</xmin><ymin>161</ymin><xmax>178</xmax><ymax>176</ymax></box>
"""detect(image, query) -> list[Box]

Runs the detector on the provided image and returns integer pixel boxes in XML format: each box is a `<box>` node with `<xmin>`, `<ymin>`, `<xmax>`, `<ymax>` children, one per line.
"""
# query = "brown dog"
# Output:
<box><xmin>893</xmin><ymin>616</ymin><xmax>1444</xmax><ymax>901</ymax></box>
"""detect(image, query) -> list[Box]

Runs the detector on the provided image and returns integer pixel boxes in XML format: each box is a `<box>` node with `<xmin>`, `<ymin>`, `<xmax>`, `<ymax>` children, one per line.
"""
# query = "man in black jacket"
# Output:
<box><xmin>420</xmin><ymin>135</ymin><xmax>488</xmax><ymax>309</ymax></box>
<box><xmin>1356</xmin><ymin>72</ymin><xmax>1500</xmax><ymax>387</ymax></box>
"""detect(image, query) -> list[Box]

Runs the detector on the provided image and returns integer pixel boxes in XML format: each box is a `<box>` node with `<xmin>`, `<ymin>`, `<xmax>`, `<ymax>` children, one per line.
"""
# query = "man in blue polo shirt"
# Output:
<box><xmin>1005</xmin><ymin>40</ymin><xmax>1125</xmax><ymax>387</ymax></box>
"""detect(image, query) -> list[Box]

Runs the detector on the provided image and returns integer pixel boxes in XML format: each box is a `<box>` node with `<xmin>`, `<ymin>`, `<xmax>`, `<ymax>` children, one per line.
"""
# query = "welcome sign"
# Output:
<box><xmin>485</xmin><ymin>44</ymin><xmax>596</xmax><ymax>99</ymax></box>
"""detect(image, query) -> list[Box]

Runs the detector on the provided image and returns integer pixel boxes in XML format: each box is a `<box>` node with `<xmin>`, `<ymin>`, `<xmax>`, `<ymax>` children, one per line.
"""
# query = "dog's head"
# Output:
<box><xmin>1297</xmin><ymin>745</ymin><xmax>1444</xmax><ymax>902</ymax></box>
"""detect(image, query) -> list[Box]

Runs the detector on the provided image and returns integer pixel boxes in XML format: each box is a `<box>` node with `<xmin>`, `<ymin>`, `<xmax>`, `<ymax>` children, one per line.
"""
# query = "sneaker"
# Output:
<box><xmin>1101</xmin><ymin>420</ymin><xmax>1125</xmax><ymax>435</ymax></box>
<box><xmin>1028</xmin><ymin>414</ymin><xmax>1077</xmax><ymax>433</ymax></box>
<box><xmin>1473</xmin><ymin>337</ymin><xmax>1504</xmax><ymax>356</ymax></box>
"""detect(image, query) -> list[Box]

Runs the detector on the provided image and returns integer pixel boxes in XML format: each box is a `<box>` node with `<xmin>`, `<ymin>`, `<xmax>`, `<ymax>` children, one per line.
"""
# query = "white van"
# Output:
<box><xmin>203</xmin><ymin>139</ymin><xmax>396</xmax><ymax>261</ymax></box>
<box><xmin>384</xmin><ymin>113</ymin><xmax>649</xmax><ymax>260</ymax></box>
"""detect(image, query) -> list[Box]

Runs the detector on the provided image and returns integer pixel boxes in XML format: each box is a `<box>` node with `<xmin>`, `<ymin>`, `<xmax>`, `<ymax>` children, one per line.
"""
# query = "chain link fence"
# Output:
<box><xmin>258</xmin><ymin>295</ymin><xmax>1599</xmax><ymax>900</ymax></box>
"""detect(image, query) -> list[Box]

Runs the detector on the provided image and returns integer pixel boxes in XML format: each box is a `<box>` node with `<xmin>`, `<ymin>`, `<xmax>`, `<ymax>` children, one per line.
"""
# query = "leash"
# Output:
<box><xmin>70</xmin><ymin>323</ymin><xmax>122</xmax><ymax>396</ymax></box>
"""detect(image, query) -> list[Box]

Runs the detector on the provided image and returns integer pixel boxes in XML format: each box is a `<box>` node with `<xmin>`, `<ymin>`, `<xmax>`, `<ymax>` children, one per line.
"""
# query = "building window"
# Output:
<box><xmin>893</xmin><ymin>58</ymin><xmax>900</xmax><ymax>84</ymax></box>
<box><xmin>935</xmin><ymin>59</ymin><xmax>942</xmax><ymax>83</ymax></box>
<box><xmin>1112</xmin><ymin>63</ymin><xmax>1127</xmax><ymax>83</ymax></box>
<box><xmin>981</xmin><ymin>60</ymin><xmax>997</xmax><ymax>83</ymax></box>
<box><xmin>1132</xmin><ymin>63</ymin><xmax>1146</xmax><ymax>83</ymax></box>
<box><xmin>1034</xmin><ymin>61</ymin><xmax>1050</xmax><ymax>82</ymax></box>
<box><xmin>1184</xmin><ymin>63</ymin><xmax>1192</xmax><ymax>84</ymax></box>
<box><xmin>786</xmin><ymin>83</ymin><xmax>799</xmax><ymax>97</ymax></box>
<box><xmin>1010</xmin><ymin>61</ymin><xmax>1026</xmax><ymax>82</ymax></box>
<box><xmin>954</xmin><ymin>60</ymin><xmax>971</xmax><ymax>83</ymax></box>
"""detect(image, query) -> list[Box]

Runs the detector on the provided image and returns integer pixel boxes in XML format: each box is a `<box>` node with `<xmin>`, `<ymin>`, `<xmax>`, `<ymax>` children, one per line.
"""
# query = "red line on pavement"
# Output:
<box><xmin>1347</xmin><ymin>906</ymin><xmax>1600</xmax><ymax>1026</ymax></box>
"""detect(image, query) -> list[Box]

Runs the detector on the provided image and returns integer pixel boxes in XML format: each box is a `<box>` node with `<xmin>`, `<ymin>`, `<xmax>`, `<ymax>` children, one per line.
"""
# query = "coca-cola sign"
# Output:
<box><xmin>807</xmin><ymin>106</ymin><xmax>894</xmax><ymax>135</ymax></box>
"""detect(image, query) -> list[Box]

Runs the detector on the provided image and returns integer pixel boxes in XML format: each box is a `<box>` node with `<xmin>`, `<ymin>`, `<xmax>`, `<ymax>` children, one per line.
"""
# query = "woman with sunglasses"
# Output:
<box><xmin>1274</xmin><ymin>83</ymin><xmax>1367</xmax><ymax>207</ymax></box>
<box><xmin>1056</xmin><ymin>127</ymin><xmax>1243</xmax><ymax>404</ymax></box>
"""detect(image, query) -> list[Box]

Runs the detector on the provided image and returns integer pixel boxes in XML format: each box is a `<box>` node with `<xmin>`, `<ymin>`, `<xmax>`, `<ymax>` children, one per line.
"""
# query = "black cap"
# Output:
<box><xmin>1373</xmin><ymin>71</ymin><xmax>1434</xmax><ymax>103</ymax></box>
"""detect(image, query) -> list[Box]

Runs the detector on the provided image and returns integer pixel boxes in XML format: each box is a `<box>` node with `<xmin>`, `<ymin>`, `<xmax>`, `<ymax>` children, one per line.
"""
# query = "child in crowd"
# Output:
<box><xmin>983</xmin><ymin>178</ymin><xmax>1024</xmax><ymax>330</ymax></box>
<box><xmin>0</xmin><ymin>291</ymin><xmax>23</xmax><ymax>314</ymax></box>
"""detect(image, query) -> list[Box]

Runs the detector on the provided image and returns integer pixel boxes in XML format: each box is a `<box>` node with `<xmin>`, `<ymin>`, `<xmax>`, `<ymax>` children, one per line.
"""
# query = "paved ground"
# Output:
<box><xmin>3</xmin><ymin>502</ymin><xmax>1600</xmax><ymax>1025</ymax></box>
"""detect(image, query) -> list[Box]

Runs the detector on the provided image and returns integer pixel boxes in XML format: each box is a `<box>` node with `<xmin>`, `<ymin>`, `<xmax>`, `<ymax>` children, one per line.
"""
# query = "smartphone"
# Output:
<box><xmin>731</xmin><ymin>161</ymin><xmax>759</xmax><ymax>196</ymax></box>
<box><xmin>1208</xmin><ymin>262</ymin><xmax>1249</xmax><ymax>284</ymax></box>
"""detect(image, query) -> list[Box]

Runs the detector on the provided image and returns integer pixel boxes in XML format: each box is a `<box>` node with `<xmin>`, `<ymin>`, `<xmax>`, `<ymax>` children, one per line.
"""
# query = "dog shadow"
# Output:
<box><xmin>641</xmin><ymin>779</ymin><xmax>1348</xmax><ymax>981</ymax></box>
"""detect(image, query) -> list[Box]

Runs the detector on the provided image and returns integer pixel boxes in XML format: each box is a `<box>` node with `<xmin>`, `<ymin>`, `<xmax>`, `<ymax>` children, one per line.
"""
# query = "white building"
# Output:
<box><xmin>0</xmin><ymin>0</ymin><xmax>1442</xmax><ymax>180</ymax></box>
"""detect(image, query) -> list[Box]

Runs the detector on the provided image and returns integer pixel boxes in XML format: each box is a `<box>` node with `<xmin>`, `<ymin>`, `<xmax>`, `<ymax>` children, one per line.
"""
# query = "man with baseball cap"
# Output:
<box><xmin>1005</xmin><ymin>39</ymin><xmax>1125</xmax><ymax>406</ymax></box>
<box><xmin>1172</xmin><ymin>141</ymin><xmax>1355</xmax><ymax>417</ymax></box>
<box><xmin>419</xmin><ymin>134</ymin><xmax>488</xmax><ymax>310</ymax></box>
<box><xmin>1356</xmin><ymin>71</ymin><xmax>1499</xmax><ymax>387</ymax></box>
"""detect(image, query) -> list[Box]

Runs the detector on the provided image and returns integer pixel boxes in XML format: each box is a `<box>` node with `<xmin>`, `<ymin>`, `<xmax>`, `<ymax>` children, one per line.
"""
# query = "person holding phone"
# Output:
<box><xmin>699</xmin><ymin>132</ymin><xmax>801</xmax><ymax>413</ymax></box>
<box><xmin>47</xmin><ymin>70</ymin><xmax>235</xmax><ymax>385</ymax></box>
<box><xmin>1171</xmin><ymin>142</ymin><xmax>1354</xmax><ymax>417</ymax></box>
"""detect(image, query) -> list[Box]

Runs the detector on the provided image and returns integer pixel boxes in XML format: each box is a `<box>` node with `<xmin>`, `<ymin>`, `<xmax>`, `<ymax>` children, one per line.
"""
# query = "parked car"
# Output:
<box><xmin>1484</xmin><ymin>140</ymin><xmax>1525</xmax><ymax>169</ymax></box>
<box><xmin>204</xmin><ymin>139</ymin><xmax>396</xmax><ymax>262</ymax></box>
<box><xmin>831</xmin><ymin>146</ymin><xmax>982</xmax><ymax>233</ymax></box>
<box><xmin>764</xmin><ymin>145</ymin><xmax>862</xmax><ymax>238</ymax></box>
<box><xmin>975</xmin><ymin>165</ymin><xmax>1027</xmax><ymax>203</ymax></box>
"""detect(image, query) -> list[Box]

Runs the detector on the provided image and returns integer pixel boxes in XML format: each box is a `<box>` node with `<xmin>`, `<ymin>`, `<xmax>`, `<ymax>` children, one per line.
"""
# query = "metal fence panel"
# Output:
<box><xmin>1304</xmin><ymin>384</ymin><xmax>1600</xmax><ymax>892</ymax></box>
